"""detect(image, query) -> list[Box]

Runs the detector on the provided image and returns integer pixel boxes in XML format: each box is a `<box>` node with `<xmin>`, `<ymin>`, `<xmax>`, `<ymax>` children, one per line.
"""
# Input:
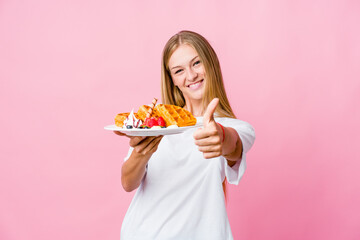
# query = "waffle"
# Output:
<box><xmin>154</xmin><ymin>104</ymin><xmax>197</xmax><ymax>127</ymax></box>
<box><xmin>114</xmin><ymin>112</ymin><xmax>140</xmax><ymax>127</ymax></box>
<box><xmin>136</xmin><ymin>105</ymin><xmax>159</xmax><ymax>121</ymax></box>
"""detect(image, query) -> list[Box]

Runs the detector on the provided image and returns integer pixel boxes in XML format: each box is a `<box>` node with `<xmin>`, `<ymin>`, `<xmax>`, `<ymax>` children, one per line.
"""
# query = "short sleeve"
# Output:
<box><xmin>218</xmin><ymin>118</ymin><xmax>256</xmax><ymax>185</ymax></box>
<box><xmin>124</xmin><ymin>147</ymin><xmax>134</xmax><ymax>162</ymax></box>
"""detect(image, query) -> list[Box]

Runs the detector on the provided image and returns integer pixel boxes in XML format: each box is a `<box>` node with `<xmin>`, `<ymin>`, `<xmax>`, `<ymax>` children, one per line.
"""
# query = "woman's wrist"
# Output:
<box><xmin>217</xmin><ymin>123</ymin><xmax>225</xmax><ymax>143</ymax></box>
<box><xmin>219</xmin><ymin>125</ymin><xmax>241</xmax><ymax>161</ymax></box>
<box><xmin>131</xmin><ymin>149</ymin><xmax>152</xmax><ymax>165</ymax></box>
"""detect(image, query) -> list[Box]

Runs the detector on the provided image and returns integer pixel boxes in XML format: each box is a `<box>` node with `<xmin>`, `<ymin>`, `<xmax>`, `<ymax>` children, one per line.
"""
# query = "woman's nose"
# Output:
<box><xmin>186</xmin><ymin>68</ymin><xmax>198</xmax><ymax>81</ymax></box>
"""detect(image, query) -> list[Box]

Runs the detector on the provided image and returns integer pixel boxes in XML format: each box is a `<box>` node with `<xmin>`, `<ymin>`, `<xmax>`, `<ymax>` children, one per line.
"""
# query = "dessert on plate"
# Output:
<box><xmin>114</xmin><ymin>98</ymin><xmax>196</xmax><ymax>130</ymax></box>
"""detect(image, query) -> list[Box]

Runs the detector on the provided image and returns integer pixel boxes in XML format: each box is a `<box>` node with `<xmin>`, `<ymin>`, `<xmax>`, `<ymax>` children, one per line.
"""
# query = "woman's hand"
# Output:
<box><xmin>193</xmin><ymin>98</ymin><xmax>242</xmax><ymax>163</ymax></box>
<box><xmin>113</xmin><ymin>131</ymin><xmax>163</xmax><ymax>156</ymax></box>
<box><xmin>129</xmin><ymin>135</ymin><xmax>163</xmax><ymax>156</ymax></box>
<box><xmin>193</xmin><ymin>98</ymin><xmax>224</xmax><ymax>159</ymax></box>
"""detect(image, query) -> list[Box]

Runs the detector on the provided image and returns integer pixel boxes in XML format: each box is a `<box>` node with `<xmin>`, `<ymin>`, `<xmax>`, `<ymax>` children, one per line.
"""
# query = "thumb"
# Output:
<box><xmin>203</xmin><ymin>98</ymin><xmax>219</xmax><ymax>127</ymax></box>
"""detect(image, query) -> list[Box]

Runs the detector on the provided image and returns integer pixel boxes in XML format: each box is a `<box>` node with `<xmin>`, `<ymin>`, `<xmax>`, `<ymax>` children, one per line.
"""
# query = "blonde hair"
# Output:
<box><xmin>161</xmin><ymin>30</ymin><xmax>236</xmax><ymax>119</ymax></box>
<box><xmin>161</xmin><ymin>30</ymin><xmax>235</xmax><ymax>199</ymax></box>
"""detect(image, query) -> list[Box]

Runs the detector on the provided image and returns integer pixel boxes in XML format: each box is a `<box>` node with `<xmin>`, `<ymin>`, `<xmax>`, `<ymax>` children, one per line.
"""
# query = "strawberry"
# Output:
<box><xmin>148</xmin><ymin>117</ymin><xmax>158</xmax><ymax>128</ymax></box>
<box><xmin>157</xmin><ymin>117</ymin><xmax>166</xmax><ymax>127</ymax></box>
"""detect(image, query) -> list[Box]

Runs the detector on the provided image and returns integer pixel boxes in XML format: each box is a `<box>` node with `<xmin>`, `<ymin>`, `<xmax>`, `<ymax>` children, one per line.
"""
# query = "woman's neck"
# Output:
<box><xmin>184</xmin><ymin>99</ymin><xmax>203</xmax><ymax>117</ymax></box>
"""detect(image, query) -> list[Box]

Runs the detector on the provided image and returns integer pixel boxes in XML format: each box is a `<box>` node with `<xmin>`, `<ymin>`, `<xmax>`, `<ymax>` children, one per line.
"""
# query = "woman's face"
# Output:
<box><xmin>168</xmin><ymin>44</ymin><xmax>206</xmax><ymax>103</ymax></box>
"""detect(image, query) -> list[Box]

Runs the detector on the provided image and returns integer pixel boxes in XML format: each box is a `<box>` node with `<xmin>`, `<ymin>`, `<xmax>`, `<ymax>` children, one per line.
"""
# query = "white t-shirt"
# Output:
<box><xmin>121</xmin><ymin>117</ymin><xmax>255</xmax><ymax>240</ymax></box>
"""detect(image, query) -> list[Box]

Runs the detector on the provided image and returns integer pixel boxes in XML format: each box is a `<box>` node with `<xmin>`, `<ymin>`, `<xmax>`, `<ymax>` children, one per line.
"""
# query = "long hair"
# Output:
<box><xmin>161</xmin><ymin>30</ymin><xmax>236</xmax><ymax>118</ymax></box>
<box><xmin>160</xmin><ymin>30</ymin><xmax>235</xmax><ymax>199</ymax></box>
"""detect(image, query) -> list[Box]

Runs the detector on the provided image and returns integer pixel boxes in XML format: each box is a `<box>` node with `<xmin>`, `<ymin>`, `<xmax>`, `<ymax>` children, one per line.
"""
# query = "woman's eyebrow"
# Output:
<box><xmin>170</xmin><ymin>56</ymin><xmax>199</xmax><ymax>70</ymax></box>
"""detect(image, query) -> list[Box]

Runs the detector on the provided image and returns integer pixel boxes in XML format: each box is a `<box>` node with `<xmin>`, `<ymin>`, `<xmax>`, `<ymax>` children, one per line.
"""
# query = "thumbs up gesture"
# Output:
<box><xmin>193</xmin><ymin>98</ymin><xmax>224</xmax><ymax>159</ymax></box>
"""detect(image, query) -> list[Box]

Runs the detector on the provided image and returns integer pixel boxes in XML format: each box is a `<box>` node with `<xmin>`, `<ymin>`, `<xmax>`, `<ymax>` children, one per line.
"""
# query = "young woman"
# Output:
<box><xmin>116</xmin><ymin>30</ymin><xmax>255</xmax><ymax>240</ymax></box>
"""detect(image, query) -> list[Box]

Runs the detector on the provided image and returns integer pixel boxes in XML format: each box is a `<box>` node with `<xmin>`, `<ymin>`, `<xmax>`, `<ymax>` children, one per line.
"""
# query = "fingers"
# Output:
<box><xmin>193</xmin><ymin>126</ymin><xmax>219</xmax><ymax>141</ymax></box>
<box><xmin>203</xmin><ymin>152</ymin><xmax>222</xmax><ymax>159</ymax></box>
<box><xmin>138</xmin><ymin>136</ymin><xmax>162</xmax><ymax>155</ymax></box>
<box><xmin>132</xmin><ymin>136</ymin><xmax>163</xmax><ymax>155</ymax></box>
<box><xmin>195</xmin><ymin>136</ymin><xmax>221</xmax><ymax>147</ymax></box>
<box><xmin>147</xmin><ymin>136</ymin><xmax>163</xmax><ymax>153</ymax></box>
<box><xmin>196</xmin><ymin>136</ymin><xmax>222</xmax><ymax>159</ymax></box>
<box><xmin>113</xmin><ymin>131</ymin><xmax>131</xmax><ymax>138</ymax></box>
<box><xmin>203</xmin><ymin>98</ymin><xmax>219</xmax><ymax>127</ymax></box>
<box><xmin>129</xmin><ymin>136</ymin><xmax>147</xmax><ymax>147</ymax></box>
<box><xmin>198</xmin><ymin>145</ymin><xmax>222</xmax><ymax>153</ymax></box>
<box><xmin>193</xmin><ymin>118</ymin><xmax>223</xmax><ymax>159</ymax></box>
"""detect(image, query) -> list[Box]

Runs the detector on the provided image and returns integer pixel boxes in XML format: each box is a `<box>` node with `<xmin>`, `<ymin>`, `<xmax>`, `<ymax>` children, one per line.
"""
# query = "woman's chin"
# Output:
<box><xmin>184</xmin><ymin>94</ymin><xmax>204</xmax><ymax>103</ymax></box>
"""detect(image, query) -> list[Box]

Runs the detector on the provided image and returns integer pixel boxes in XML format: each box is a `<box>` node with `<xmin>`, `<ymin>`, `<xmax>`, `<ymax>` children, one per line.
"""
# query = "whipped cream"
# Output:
<box><xmin>167</xmin><ymin>125</ymin><xmax>179</xmax><ymax>129</ymax></box>
<box><xmin>123</xmin><ymin>109</ymin><xmax>142</xmax><ymax>128</ymax></box>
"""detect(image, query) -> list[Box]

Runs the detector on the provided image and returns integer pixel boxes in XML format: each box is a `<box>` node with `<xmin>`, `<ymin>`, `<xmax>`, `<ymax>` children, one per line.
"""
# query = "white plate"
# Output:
<box><xmin>104</xmin><ymin>123</ymin><xmax>202</xmax><ymax>136</ymax></box>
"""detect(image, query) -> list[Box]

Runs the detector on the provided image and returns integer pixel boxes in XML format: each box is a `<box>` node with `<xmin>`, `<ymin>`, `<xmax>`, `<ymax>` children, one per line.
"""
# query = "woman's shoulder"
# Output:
<box><xmin>214</xmin><ymin>116</ymin><xmax>251</xmax><ymax>126</ymax></box>
<box><xmin>215</xmin><ymin>117</ymin><xmax>255</xmax><ymax>134</ymax></box>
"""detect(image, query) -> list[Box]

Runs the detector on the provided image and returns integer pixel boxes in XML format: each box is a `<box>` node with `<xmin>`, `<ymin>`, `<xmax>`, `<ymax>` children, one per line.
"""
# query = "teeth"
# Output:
<box><xmin>188</xmin><ymin>80</ymin><xmax>202</xmax><ymax>88</ymax></box>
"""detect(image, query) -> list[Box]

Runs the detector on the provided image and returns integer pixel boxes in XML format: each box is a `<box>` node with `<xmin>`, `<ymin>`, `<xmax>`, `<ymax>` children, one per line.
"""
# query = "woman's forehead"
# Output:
<box><xmin>168</xmin><ymin>44</ymin><xmax>199</xmax><ymax>68</ymax></box>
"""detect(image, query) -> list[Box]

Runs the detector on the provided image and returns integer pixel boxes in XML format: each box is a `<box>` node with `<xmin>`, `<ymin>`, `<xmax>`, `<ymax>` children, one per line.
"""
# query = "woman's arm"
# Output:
<box><xmin>220</xmin><ymin>126</ymin><xmax>243</xmax><ymax>166</ymax></box>
<box><xmin>116</xmin><ymin>134</ymin><xmax>163</xmax><ymax>192</ymax></box>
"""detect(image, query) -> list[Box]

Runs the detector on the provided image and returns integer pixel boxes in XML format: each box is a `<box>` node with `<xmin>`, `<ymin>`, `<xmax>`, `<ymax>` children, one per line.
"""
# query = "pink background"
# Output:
<box><xmin>1</xmin><ymin>0</ymin><xmax>359</xmax><ymax>239</ymax></box>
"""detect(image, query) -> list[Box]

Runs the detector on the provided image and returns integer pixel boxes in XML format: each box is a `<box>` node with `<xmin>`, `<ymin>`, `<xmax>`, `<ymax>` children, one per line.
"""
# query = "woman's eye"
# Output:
<box><xmin>175</xmin><ymin>69</ymin><xmax>183</xmax><ymax>74</ymax></box>
<box><xmin>193</xmin><ymin>60</ymin><xmax>201</xmax><ymax>66</ymax></box>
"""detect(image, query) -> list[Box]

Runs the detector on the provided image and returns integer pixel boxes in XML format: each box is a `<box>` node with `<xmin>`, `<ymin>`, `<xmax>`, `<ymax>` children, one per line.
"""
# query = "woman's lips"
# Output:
<box><xmin>187</xmin><ymin>79</ymin><xmax>204</xmax><ymax>89</ymax></box>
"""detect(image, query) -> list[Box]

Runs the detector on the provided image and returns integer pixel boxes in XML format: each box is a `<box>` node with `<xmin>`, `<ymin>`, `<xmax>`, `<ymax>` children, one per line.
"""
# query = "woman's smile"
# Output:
<box><xmin>187</xmin><ymin>79</ymin><xmax>204</xmax><ymax>89</ymax></box>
